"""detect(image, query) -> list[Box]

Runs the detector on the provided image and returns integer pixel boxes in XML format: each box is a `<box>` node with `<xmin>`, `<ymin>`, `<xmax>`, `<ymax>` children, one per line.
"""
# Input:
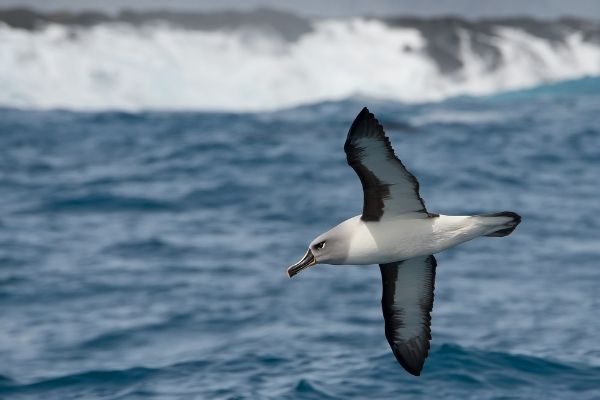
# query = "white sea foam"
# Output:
<box><xmin>0</xmin><ymin>19</ymin><xmax>599</xmax><ymax>111</ymax></box>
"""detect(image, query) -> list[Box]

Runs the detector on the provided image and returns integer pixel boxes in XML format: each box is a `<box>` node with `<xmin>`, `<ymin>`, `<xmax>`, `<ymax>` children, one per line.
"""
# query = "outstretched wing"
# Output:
<box><xmin>380</xmin><ymin>255</ymin><xmax>436</xmax><ymax>376</ymax></box>
<box><xmin>344</xmin><ymin>107</ymin><xmax>430</xmax><ymax>221</ymax></box>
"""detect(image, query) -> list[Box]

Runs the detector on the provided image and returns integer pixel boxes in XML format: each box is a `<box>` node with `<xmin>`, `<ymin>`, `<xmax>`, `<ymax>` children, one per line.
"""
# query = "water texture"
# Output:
<box><xmin>1</xmin><ymin>79</ymin><xmax>600</xmax><ymax>398</ymax></box>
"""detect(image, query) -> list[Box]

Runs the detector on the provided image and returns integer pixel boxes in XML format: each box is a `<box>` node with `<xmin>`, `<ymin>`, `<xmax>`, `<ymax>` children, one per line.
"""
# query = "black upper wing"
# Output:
<box><xmin>344</xmin><ymin>107</ymin><xmax>430</xmax><ymax>221</ymax></box>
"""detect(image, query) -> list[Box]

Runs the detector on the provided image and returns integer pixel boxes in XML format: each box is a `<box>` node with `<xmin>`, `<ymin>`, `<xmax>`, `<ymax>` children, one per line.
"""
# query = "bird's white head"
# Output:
<box><xmin>286</xmin><ymin>225</ymin><xmax>351</xmax><ymax>278</ymax></box>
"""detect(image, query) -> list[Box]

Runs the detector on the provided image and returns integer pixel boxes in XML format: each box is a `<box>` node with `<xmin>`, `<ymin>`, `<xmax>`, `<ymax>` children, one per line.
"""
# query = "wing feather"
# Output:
<box><xmin>344</xmin><ymin>107</ymin><xmax>431</xmax><ymax>221</ymax></box>
<box><xmin>380</xmin><ymin>255</ymin><xmax>436</xmax><ymax>376</ymax></box>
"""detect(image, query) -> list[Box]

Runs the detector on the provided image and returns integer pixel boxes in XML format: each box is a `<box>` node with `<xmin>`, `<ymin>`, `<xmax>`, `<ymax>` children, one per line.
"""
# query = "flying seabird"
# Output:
<box><xmin>286</xmin><ymin>107</ymin><xmax>521</xmax><ymax>376</ymax></box>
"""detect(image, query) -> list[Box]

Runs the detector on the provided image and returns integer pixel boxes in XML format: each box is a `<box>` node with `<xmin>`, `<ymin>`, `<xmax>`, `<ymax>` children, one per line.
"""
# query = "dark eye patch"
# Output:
<box><xmin>314</xmin><ymin>241</ymin><xmax>326</xmax><ymax>250</ymax></box>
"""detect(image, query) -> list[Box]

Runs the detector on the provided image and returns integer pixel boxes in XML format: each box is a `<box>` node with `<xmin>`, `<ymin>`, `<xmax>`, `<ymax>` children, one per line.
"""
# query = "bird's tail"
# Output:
<box><xmin>478</xmin><ymin>211</ymin><xmax>522</xmax><ymax>237</ymax></box>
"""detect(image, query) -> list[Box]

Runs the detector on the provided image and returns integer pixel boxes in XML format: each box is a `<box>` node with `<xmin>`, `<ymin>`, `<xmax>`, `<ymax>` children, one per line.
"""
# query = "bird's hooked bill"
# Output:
<box><xmin>287</xmin><ymin>249</ymin><xmax>316</xmax><ymax>278</ymax></box>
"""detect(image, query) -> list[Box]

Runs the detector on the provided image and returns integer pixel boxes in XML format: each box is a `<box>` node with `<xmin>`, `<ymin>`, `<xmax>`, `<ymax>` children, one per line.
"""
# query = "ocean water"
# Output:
<box><xmin>1</xmin><ymin>76</ymin><xmax>600</xmax><ymax>399</ymax></box>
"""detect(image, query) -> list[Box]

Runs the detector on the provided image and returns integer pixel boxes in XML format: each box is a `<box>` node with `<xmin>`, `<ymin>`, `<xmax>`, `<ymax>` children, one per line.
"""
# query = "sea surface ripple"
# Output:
<box><xmin>1</xmin><ymin>81</ymin><xmax>600</xmax><ymax>399</ymax></box>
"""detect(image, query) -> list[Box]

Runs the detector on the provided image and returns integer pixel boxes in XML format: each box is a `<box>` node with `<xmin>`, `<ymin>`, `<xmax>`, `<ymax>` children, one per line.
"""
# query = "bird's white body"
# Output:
<box><xmin>326</xmin><ymin>214</ymin><xmax>514</xmax><ymax>265</ymax></box>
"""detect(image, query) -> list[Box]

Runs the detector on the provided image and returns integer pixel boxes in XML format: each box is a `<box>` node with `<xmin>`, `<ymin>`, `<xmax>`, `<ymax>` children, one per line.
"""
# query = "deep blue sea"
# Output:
<box><xmin>1</xmin><ymin>78</ymin><xmax>600</xmax><ymax>399</ymax></box>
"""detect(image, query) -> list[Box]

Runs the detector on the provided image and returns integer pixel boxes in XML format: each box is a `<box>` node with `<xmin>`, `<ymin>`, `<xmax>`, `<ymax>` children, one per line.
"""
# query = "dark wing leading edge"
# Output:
<box><xmin>380</xmin><ymin>255</ymin><xmax>437</xmax><ymax>376</ymax></box>
<box><xmin>344</xmin><ymin>107</ymin><xmax>430</xmax><ymax>221</ymax></box>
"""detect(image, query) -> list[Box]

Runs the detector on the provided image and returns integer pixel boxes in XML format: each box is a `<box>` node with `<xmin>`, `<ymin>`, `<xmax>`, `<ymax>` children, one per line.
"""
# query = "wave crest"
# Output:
<box><xmin>1</xmin><ymin>12</ymin><xmax>599</xmax><ymax>111</ymax></box>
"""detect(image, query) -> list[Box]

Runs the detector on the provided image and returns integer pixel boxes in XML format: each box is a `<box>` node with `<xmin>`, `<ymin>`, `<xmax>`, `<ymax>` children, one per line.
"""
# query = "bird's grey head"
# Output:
<box><xmin>286</xmin><ymin>226</ymin><xmax>350</xmax><ymax>278</ymax></box>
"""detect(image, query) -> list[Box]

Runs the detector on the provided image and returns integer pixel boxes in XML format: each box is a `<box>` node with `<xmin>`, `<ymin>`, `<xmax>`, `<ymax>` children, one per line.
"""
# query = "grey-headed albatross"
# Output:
<box><xmin>287</xmin><ymin>107</ymin><xmax>521</xmax><ymax>376</ymax></box>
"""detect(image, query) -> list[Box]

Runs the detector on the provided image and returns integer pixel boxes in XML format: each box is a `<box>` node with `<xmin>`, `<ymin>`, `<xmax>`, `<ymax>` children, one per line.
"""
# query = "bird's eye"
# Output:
<box><xmin>314</xmin><ymin>241</ymin><xmax>326</xmax><ymax>250</ymax></box>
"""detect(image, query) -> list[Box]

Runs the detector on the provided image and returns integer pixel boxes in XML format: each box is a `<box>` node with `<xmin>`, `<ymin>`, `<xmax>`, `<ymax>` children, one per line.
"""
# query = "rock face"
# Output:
<box><xmin>383</xmin><ymin>16</ymin><xmax>600</xmax><ymax>74</ymax></box>
<box><xmin>0</xmin><ymin>7</ymin><xmax>313</xmax><ymax>41</ymax></box>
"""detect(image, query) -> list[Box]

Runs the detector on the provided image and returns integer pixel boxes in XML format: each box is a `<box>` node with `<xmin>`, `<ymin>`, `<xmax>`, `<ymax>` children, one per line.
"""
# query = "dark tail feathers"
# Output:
<box><xmin>482</xmin><ymin>211</ymin><xmax>521</xmax><ymax>237</ymax></box>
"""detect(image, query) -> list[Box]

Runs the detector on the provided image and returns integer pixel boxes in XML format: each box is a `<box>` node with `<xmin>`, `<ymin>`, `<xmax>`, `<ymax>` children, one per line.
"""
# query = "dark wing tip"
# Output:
<box><xmin>346</xmin><ymin>107</ymin><xmax>386</xmax><ymax>145</ymax></box>
<box><xmin>393</xmin><ymin>337</ymin><xmax>430</xmax><ymax>376</ymax></box>
<box><xmin>399</xmin><ymin>359</ymin><xmax>422</xmax><ymax>376</ymax></box>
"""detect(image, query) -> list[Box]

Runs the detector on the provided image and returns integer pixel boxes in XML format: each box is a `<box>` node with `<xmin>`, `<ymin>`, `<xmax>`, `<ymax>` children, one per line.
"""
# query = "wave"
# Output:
<box><xmin>488</xmin><ymin>75</ymin><xmax>600</xmax><ymax>99</ymax></box>
<box><xmin>33</xmin><ymin>193</ymin><xmax>175</xmax><ymax>213</ymax></box>
<box><xmin>1</xmin><ymin>8</ymin><xmax>599</xmax><ymax>111</ymax></box>
<box><xmin>2</xmin><ymin>344</ymin><xmax>598</xmax><ymax>398</ymax></box>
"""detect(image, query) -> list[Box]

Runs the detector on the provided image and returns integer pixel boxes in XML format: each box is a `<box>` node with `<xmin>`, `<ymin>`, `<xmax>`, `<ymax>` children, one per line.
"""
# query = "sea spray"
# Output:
<box><xmin>1</xmin><ymin>14</ymin><xmax>599</xmax><ymax>111</ymax></box>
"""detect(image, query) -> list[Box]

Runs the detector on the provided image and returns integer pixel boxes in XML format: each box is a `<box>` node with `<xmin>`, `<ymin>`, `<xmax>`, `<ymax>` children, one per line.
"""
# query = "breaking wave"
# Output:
<box><xmin>0</xmin><ymin>9</ymin><xmax>599</xmax><ymax>111</ymax></box>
